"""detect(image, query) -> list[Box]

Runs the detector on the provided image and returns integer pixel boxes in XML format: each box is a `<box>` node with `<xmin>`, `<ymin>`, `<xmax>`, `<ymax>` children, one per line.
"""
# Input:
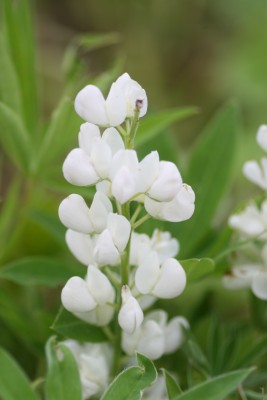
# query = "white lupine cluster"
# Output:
<box><xmin>58</xmin><ymin>73</ymin><xmax>195</xmax><ymax>398</ymax></box>
<box><xmin>225</xmin><ymin>125</ymin><xmax>267</xmax><ymax>300</ymax></box>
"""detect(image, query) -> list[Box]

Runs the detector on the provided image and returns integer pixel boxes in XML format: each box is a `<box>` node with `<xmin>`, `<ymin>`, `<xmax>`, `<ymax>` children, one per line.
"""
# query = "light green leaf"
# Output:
<box><xmin>0</xmin><ymin>178</ymin><xmax>21</xmax><ymax>247</ymax></box>
<box><xmin>101</xmin><ymin>353</ymin><xmax>157</xmax><ymax>400</ymax></box>
<box><xmin>180</xmin><ymin>258</ymin><xmax>215</xmax><ymax>283</ymax></box>
<box><xmin>0</xmin><ymin>257</ymin><xmax>78</xmax><ymax>287</ymax></box>
<box><xmin>235</xmin><ymin>336</ymin><xmax>267</xmax><ymax>369</ymax></box>
<box><xmin>35</xmin><ymin>98</ymin><xmax>80</xmax><ymax>172</ymax></box>
<box><xmin>0</xmin><ymin>347</ymin><xmax>39</xmax><ymax>400</ymax></box>
<box><xmin>136</xmin><ymin>107</ymin><xmax>198</xmax><ymax>147</ymax></box>
<box><xmin>174</xmin><ymin>368</ymin><xmax>254</xmax><ymax>400</ymax></box>
<box><xmin>177</xmin><ymin>102</ymin><xmax>239</xmax><ymax>257</ymax></box>
<box><xmin>0</xmin><ymin>33</ymin><xmax>22</xmax><ymax>114</ymax></box>
<box><xmin>28</xmin><ymin>209</ymin><xmax>66</xmax><ymax>243</ymax></box>
<box><xmin>45</xmin><ymin>337</ymin><xmax>82</xmax><ymax>400</ymax></box>
<box><xmin>52</xmin><ymin>308</ymin><xmax>108</xmax><ymax>342</ymax></box>
<box><xmin>0</xmin><ymin>102</ymin><xmax>30</xmax><ymax>172</ymax></box>
<box><xmin>162</xmin><ymin>369</ymin><xmax>182</xmax><ymax>399</ymax></box>
<box><xmin>2</xmin><ymin>0</ymin><xmax>38</xmax><ymax>132</ymax></box>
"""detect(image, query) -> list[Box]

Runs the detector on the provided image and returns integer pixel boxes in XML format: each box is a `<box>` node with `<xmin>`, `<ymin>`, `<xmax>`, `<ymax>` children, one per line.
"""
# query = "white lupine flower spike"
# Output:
<box><xmin>58</xmin><ymin>72</ymin><xmax>195</xmax><ymax>382</ymax></box>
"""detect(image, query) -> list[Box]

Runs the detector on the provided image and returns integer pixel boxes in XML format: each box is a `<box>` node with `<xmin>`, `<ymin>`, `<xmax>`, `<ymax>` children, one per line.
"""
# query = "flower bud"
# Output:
<box><xmin>118</xmin><ymin>286</ymin><xmax>144</xmax><ymax>334</ymax></box>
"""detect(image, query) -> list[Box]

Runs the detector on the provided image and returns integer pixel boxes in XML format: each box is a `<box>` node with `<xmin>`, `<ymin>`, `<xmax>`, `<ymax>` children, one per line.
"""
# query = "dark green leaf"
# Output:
<box><xmin>45</xmin><ymin>337</ymin><xmax>82</xmax><ymax>400</ymax></box>
<box><xmin>136</xmin><ymin>107</ymin><xmax>198</xmax><ymax>147</ymax></box>
<box><xmin>101</xmin><ymin>353</ymin><xmax>157</xmax><ymax>400</ymax></box>
<box><xmin>0</xmin><ymin>348</ymin><xmax>39</xmax><ymax>400</ymax></box>
<box><xmin>178</xmin><ymin>102</ymin><xmax>239</xmax><ymax>257</ymax></box>
<box><xmin>180</xmin><ymin>258</ymin><xmax>215</xmax><ymax>283</ymax></box>
<box><xmin>28</xmin><ymin>209</ymin><xmax>66</xmax><ymax>243</ymax></box>
<box><xmin>162</xmin><ymin>369</ymin><xmax>182</xmax><ymax>399</ymax></box>
<box><xmin>0</xmin><ymin>102</ymin><xmax>30</xmax><ymax>172</ymax></box>
<box><xmin>235</xmin><ymin>336</ymin><xmax>267</xmax><ymax>369</ymax></box>
<box><xmin>52</xmin><ymin>308</ymin><xmax>107</xmax><ymax>342</ymax></box>
<box><xmin>174</xmin><ymin>368</ymin><xmax>254</xmax><ymax>400</ymax></box>
<box><xmin>0</xmin><ymin>33</ymin><xmax>22</xmax><ymax>114</ymax></box>
<box><xmin>2</xmin><ymin>0</ymin><xmax>38</xmax><ymax>132</ymax></box>
<box><xmin>0</xmin><ymin>257</ymin><xmax>78</xmax><ymax>287</ymax></box>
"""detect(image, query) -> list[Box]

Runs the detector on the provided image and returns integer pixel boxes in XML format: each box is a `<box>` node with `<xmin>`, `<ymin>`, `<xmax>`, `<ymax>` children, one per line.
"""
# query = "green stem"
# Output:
<box><xmin>132</xmin><ymin>214</ymin><xmax>151</xmax><ymax>230</ymax></box>
<box><xmin>125</xmin><ymin>109</ymin><xmax>140</xmax><ymax>149</ymax></box>
<box><xmin>130</xmin><ymin>204</ymin><xmax>142</xmax><ymax>224</ymax></box>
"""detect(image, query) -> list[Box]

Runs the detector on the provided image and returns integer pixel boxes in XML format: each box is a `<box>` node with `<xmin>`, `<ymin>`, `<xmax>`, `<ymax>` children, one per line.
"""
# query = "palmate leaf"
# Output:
<box><xmin>45</xmin><ymin>337</ymin><xmax>82</xmax><ymax>400</ymax></box>
<box><xmin>174</xmin><ymin>368</ymin><xmax>254</xmax><ymax>400</ymax></box>
<box><xmin>180</xmin><ymin>258</ymin><xmax>215</xmax><ymax>283</ymax></box>
<box><xmin>52</xmin><ymin>308</ymin><xmax>107</xmax><ymax>343</ymax></box>
<box><xmin>0</xmin><ymin>348</ymin><xmax>39</xmax><ymax>400</ymax></box>
<box><xmin>176</xmin><ymin>102</ymin><xmax>239</xmax><ymax>258</ymax></box>
<box><xmin>101</xmin><ymin>353</ymin><xmax>157</xmax><ymax>400</ymax></box>
<box><xmin>0</xmin><ymin>257</ymin><xmax>78</xmax><ymax>287</ymax></box>
<box><xmin>136</xmin><ymin>107</ymin><xmax>198</xmax><ymax>148</ymax></box>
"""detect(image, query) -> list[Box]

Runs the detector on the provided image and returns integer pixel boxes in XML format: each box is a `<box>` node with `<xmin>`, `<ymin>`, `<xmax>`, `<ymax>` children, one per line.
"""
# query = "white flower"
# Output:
<box><xmin>135</xmin><ymin>252</ymin><xmax>186</xmax><ymax>299</ymax></box>
<box><xmin>61</xmin><ymin>265</ymin><xmax>115</xmax><ymax>326</ymax></box>
<box><xmin>223</xmin><ymin>244</ymin><xmax>267</xmax><ymax>300</ymax></box>
<box><xmin>118</xmin><ymin>286</ymin><xmax>144</xmax><ymax>334</ymax></box>
<box><xmin>257</xmin><ymin>125</ymin><xmax>267</xmax><ymax>152</ymax></box>
<box><xmin>130</xmin><ymin>229</ymin><xmax>179</xmax><ymax>267</ymax></box>
<box><xmin>58</xmin><ymin>192</ymin><xmax>112</xmax><ymax>234</ymax></box>
<box><xmin>66</xmin><ymin>230</ymin><xmax>96</xmax><ymax>265</ymax></box>
<box><xmin>122</xmin><ymin>310</ymin><xmax>189</xmax><ymax>360</ymax></box>
<box><xmin>74</xmin><ymin>73</ymin><xmax>147</xmax><ymax>127</ymax></box>
<box><xmin>62</xmin><ymin>340</ymin><xmax>112</xmax><ymax>399</ymax></box>
<box><xmin>144</xmin><ymin>184</ymin><xmax>195</xmax><ymax>222</ymax></box>
<box><xmin>143</xmin><ymin>376</ymin><xmax>168</xmax><ymax>400</ymax></box>
<box><xmin>243</xmin><ymin>158</ymin><xmax>267</xmax><ymax>190</ymax></box>
<box><xmin>137</xmin><ymin>152</ymin><xmax>182</xmax><ymax>202</ymax></box>
<box><xmin>229</xmin><ymin>201</ymin><xmax>267</xmax><ymax>239</ymax></box>
<box><xmin>63</xmin><ymin>123</ymin><xmax>124</xmax><ymax>187</ymax></box>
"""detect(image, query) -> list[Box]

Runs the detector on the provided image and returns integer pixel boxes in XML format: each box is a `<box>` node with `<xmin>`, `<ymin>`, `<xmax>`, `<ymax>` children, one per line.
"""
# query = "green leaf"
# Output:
<box><xmin>101</xmin><ymin>353</ymin><xmax>157</xmax><ymax>400</ymax></box>
<box><xmin>0</xmin><ymin>257</ymin><xmax>78</xmax><ymax>287</ymax></box>
<box><xmin>136</xmin><ymin>107</ymin><xmax>198</xmax><ymax>147</ymax></box>
<box><xmin>45</xmin><ymin>337</ymin><xmax>82</xmax><ymax>400</ymax></box>
<box><xmin>162</xmin><ymin>369</ymin><xmax>182</xmax><ymax>399</ymax></box>
<box><xmin>52</xmin><ymin>308</ymin><xmax>107</xmax><ymax>342</ymax></box>
<box><xmin>174</xmin><ymin>368</ymin><xmax>254</xmax><ymax>400</ymax></box>
<box><xmin>0</xmin><ymin>102</ymin><xmax>30</xmax><ymax>172</ymax></box>
<box><xmin>235</xmin><ymin>336</ymin><xmax>267</xmax><ymax>369</ymax></box>
<box><xmin>0</xmin><ymin>33</ymin><xmax>22</xmax><ymax>114</ymax></box>
<box><xmin>2</xmin><ymin>0</ymin><xmax>38</xmax><ymax>132</ymax></box>
<box><xmin>0</xmin><ymin>347</ymin><xmax>39</xmax><ymax>400</ymax></box>
<box><xmin>0</xmin><ymin>178</ymin><xmax>21</xmax><ymax>248</ymax></box>
<box><xmin>28</xmin><ymin>209</ymin><xmax>66</xmax><ymax>243</ymax></box>
<box><xmin>178</xmin><ymin>102</ymin><xmax>239</xmax><ymax>257</ymax></box>
<box><xmin>35</xmin><ymin>98</ymin><xmax>80</xmax><ymax>172</ymax></box>
<box><xmin>180</xmin><ymin>258</ymin><xmax>215</xmax><ymax>283</ymax></box>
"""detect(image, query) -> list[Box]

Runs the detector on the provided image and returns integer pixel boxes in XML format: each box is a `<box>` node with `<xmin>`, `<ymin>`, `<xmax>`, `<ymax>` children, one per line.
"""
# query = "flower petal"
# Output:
<box><xmin>66</xmin><ymin>229</ymin><xmax>95</xmax><ymax>265</ymax></box>
<box><xmin>164</xmin><ymin>317</ymin><xmax>189</xmax><ymax>354</ymax></box>
<box><xmin>252</xmin><ymin>273</ymin><xmax>267</xmax><ymax>300</ymax></box>
<box><xmin>111</xmin><ymin>166</ymin><xmax>137</xmax><ymax>204</ymax></box>
<box><xmin>58</xmin><ymin>194</ymin><xmax>93</xmax><ymax>233</ymax></box>
<box><xmin>118</xmin><ymin>286</ymin><xmax>144</xmax><ymax>334</ymax></box>
<box><xmin>86</xmin><ymin>265</ymin><xmax>115</xmax><ymax>305</ymax></box>
<box><xmin>102</xmin><ymin>127</ymin><xmax>125</xmax><ymax>155</ymax></box>
<box><xmin>243</xmin><ymin>159</ymin><xmax>267</xmax><ymax>190</ymax></box>
<box><xmin>75</xmin><ymin>85</ymin><xmax>109</xmax><ymax>126</ymax></box>
<box><xmin>148</xmin><ymin>161</ymin><xmax>182</xmax><ymax>202</ymax></box>
<box><xmin>63</xmin><ymin>148</ymin><xmax>99</xmax><ymax>186</ymax></box>
<box><xmin>89</xmin><ymin>192</ymin><xmax>113</xmax><ymax>233</ymax></box>
<box><xmin>137</xmin><ymin>320</ymin><xmax>165</xmax><ymax>360</ymax></box>
<box><xmin>105</xmin><ymin>83</ymin><xmax>127</xmax><ymax>126</ymax></box>
<box><xmin>137</xmin><ymin>151</ymin><xmax>160</xmax><ymax>193</ymax></box>
<box><xmin>91</xmin><ymin>138</ymin><xmax>112</xmax><ymax>179</ymax></box>
<box><xmin>135</xmin><ymin>252</ymin><xmax>160</xmax><ymax>294</ymax></box>
<box><xmin>94</xmin><ymin>229</ymin><xmax>120</xmax><ymax>266</ymax></box>
<box><xmin>107</xmin><ymin>213</ymin><xmax>131</xmax><ymax>252</ymax></box>
<box><xmin>78</xmin><ymin>123</ymin><xmax>101</xmax><ymax>155</ymax></box>
<box><xmin>256</xmin><ymin>125</ymin><xmax>267</xmax><ymax>152</ymax></box>
<box><xmin>153</xmin><ymin>258</ymin><xmax>186</xmax><ymax>299</ymax></box>
<box><xmin>61</xmin><ymin>276</ymin><xmax>97</xmax><ymax>313</ymax></box>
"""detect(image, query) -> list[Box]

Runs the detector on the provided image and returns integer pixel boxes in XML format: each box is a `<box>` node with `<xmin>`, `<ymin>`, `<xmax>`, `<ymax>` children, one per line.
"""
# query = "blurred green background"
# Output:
<box><xmin>1</xmin><ymin>0</ymin><xmax>267</xmax><ymax>396</ymax></box>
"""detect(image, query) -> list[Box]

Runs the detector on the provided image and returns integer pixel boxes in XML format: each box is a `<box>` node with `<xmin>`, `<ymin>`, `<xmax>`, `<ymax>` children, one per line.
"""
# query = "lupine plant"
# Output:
<box><xmin>2</xmin><ymin>1</ymin><xmax>267</xmax><ymax>400</ymax></box>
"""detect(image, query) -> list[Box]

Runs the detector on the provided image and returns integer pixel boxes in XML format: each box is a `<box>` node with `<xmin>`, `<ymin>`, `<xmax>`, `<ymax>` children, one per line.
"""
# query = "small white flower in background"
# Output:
<box><xmin>122</xmin><ymin>310</ymin><xmax>189</xmax><ymax>360</ymax></box>
<box><xmin>61</xmin><ymin>265</ymin><xmax>115</xmax><ymax>326</ymax></box>
<box><xmin>130</xmin><ymin>229</ymin><xmax>179</xmax><ymax>267</ymax></box>
<box><xmin>74</xmin><ymin>73</ymin><xmax>147</xmax><ymax>127</ymax></box>
<box><xmin>135</xmin><ymin>252</ymin><xmax>186</xmax><ymax>299</ymax></box>
<box><xmin>243</xmin><ymin>125</ymin><xmax>267</xmax><ymax>190</ymax></box>
<box><xmin>229</xmin><ymin>201</ymin><xmax>267</xmax><ymax>239</ymax></box>
<box><xmin>118</xmin><ymin>285</ymin><xmax>144</xmax><ymax>334</ymax></box>
<box><xmin>142</xmin><ymin>376</ymin><xmax>169</xmax><ymax>400</ymax></box>
<box><xmin>223</xmin><ymin>244</ymin><xmax>267</xmax><ymax>300</ymax></box>
<box><xmin>62</xmin><ymin>340</ymin><xmax>112</xmax><ymax>399</ymax></box>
